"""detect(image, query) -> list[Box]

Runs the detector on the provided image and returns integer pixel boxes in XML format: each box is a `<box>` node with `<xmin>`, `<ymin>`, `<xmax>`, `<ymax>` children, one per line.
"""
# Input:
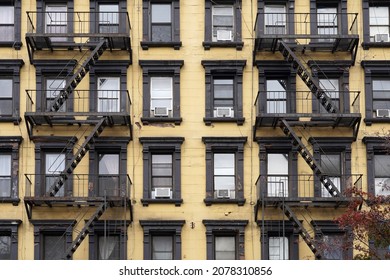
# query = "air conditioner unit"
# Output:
<box><xmin>153</xmin><ymin>107</ymin><xmax>169</xmax><ymax>117</ymax></box>
<box><xmin>376</xmin><ymin>109</ymin><xmax>390</xmax><ymax>118</ymax></box>
<box><xmin>216</xmin><ymin>30</ymin><xmax>232</xmax><ymax>41</ymax></box>
<box><xmin>375</xmin><ymin>33</ymin><xmax>389</xmax><ymax>42</ymax></box>
<box><xmin>153</xmin><ymin>188</ymin><xmax>172</xmax><ymax>199</ymax></box>
<box><xmin>216</xmin><ymin>107</ymin><xmax>232</xmax><ymax>117</ymax></box>
<box><xmin>216</xmin><ymin>189</ymin><xmax>231</xmax><ymax>199</ymax></box>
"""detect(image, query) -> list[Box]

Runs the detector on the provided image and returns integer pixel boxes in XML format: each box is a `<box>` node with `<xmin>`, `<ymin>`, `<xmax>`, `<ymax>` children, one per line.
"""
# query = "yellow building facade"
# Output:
<box><xmin>0</xmin><ymin>0</ymin><xmax>388</xmax><ymax>260</ymax></box>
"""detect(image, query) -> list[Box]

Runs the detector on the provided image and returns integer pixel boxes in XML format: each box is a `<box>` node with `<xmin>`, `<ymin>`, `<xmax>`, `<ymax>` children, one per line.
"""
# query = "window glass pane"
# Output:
<box><xmin>151</xmin><ymin>25</ymin><xmax>171</xmax><ymax>42</ymax></box>
<box><xmin>46</xmin><ymin>79</ymin><xmax>66</xmax><ymax>111</ymax></box>
<box><xmin>0</xmin><ymin>154</ymin><xmax>11</xmax><ymax>197</ymax></box>
<box><xmin>98</xmin><ymin>235</ymin><xmax>120</xmax><ymax>260</ymax></box>
<box><xmin>267</xmin><ymin>154</ymin><xmax>288</xmax><ymax>175</ymax></box>
<box><xmin>317</xmin><ymin>7</ymin><xmax>337</xmax><ymax>25</ymax></box>
<box><xmin>319</xmin><ymin>79</ymin><xmax>339</xmax><ymax>91</ymax></box>
<box><xmin>99</xmin><ymin>4</ymin><xmax>119</xmax><ymax>24</ymax></box>
<box><xmin>321</xmin><ymin>234</ymin><xmax>344</xmax><ymax>260</ymax></box>
<box><xmin>269</xmin><ymin>237</ymin><xmax>289</xmax><ymax>260</ymax></box>
<box><xmin>321</xmin><ymin>154</ymin><xmax>341</xmax><ymax>174</ymax></box>
<box><xmin>214</xmin><ymin>176</ymin><xmax>235</xmax><ymax>190</ymax></box>
<box><xmin>0</xmin><ymin>79</ymin><xmax>12</xmax><ymax>98</ymax></box>
<box><xmin>152</xmin><ymin>155</ymin><xmax>172</xmax><ymax>176</ymax></box>
<box><xmin>152</xmin><ymin>4</ymin><xmax>171</xmax><ymax>23</ymax></box>
<box><xmin>46</xmin><ymin>5</ymin><xmax>67</xmax><ymax>26</ymax></box>
<box><xmin>265</xmin><ymin>5</ymin><xmax>286</xmax><ymax>14</ymax></box>
<box><xmin>45</xmin><ymin>154</ymin><xmax>65</xmax><ymax>174</ymax></box>
<box><xmin>264</xmin><ymin>5</ymin><xmax>286</xmax><ymax>34</ymax></box>
<box><xmin>215</xmin><ymin>236</ymin><xmax>235</xmax><ymax>260</ymax></box>
<box><xmin>99</xmin><ymin>154</ymin><xmax>119</xmax><ymax>175</ymax></box>
<box><xmin>152</xmin><ymin>236</ymin><xmax>173</xmax><ymax>260</ymax></box>
<box><xmin>375</xmin><ymin>155</ymin><xmax>390</xmax><ymax>177</ymax></box>
<box><xmin>98</xmin><ymin>77</ymin><xmax>120</xmax><ymax>112</ymax></box>
<box><xmin>266</xmin><ymin>80</ymin><xmax>286</xmax><ymax>91</ymax></box>
<box><xmin>214</xmin><ymin>79</ymin><xmax>233</xmax><ymax>99</ymax></box>
<box><xmin>43</xmin><ymin>235</ymin><xmax>65</xmax><ymax>260</ymax></box>
<box><xmin>370</xmin><ymin>7</ymin><xmax>389</xmax><ymax>25</ymax></box>
<box><xmin>151</xmin><ymin>77</ymin><xmax>173</xmax><ymax>110</ymax></box>
<box><xmin>98</xmin><ymin>77</ymin><xmax>119</xmax><ymax>91</ymax></box>
<box><xmin>0</xmin><ymin>235</ymin><xmax>11</xmax><ymax>260</ymax></box>
<box><xmin>214</xmin><ymin>154</ymin><xmax>235</xmax><ymax>175</ymax></box>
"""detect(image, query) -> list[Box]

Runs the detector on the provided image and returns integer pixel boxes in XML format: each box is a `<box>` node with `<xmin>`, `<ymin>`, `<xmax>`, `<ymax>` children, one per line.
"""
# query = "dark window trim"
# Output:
<box><xmin>0</xmin><ymin>219</ymin><xmax>22</xmax><ymax>260</ymax></box>
<box><xmin>311</xmin><ymin>220</ymin><xmax>353</xmax><ymax>260</ymax></box>
<box><xmin>202</xmin><ymin>220</ymin><xmax>248</xmax><ymax>260</ymax></box>
<box><xmin>33</xmin><ymin>136</ymin><xmax>77</xmax><ymax>197</ymax></box>
<box><xmin>89</xmin><ymin>0</ymin><xmax>128</xmax><ymax>34</ymax></box>
<box><xmin>256</xmin><ymin>137</ymin><xmax>299</xmax><ymax>197</ymax></box>
<box><xmin>139</xmin><ymin>60</ymin><xmax>184</xmax><ymax>125</ymax></box>
<box><xmin>202</xmin><ymin>60</ymin><xmax>246</xmax><ymax>125</ymax></box>
<box><xmin>88</xmin><ymin>220</ymin><xmax>130</xmax><ymax>260</ymax></box>
<box><xmin>362</xmin><ymin>0</ymin><xmax>390</xmax><ymax>49</ymax></box>
<box><xmin>0</xmin><ymin>59</ymin><xmax>24</xmax><ymax>123</ymax></box>
<box><xmin>308</xmin><ymin>60</ymin><xmax>352</xmax><ymax>114</ymax></box>
<box><xmin>0</xmin><ymin>0</ymin><xmax>22</xmax><ymax>49</ymax></box>
<box><xmin>89</xmin><ymin>60</ymin><xmax>131</xmax><ymax>114</ymax></box>
<box><xmin>203</xmin><ymin>0</ymin><xmax>244</xmax><ymax>50</ymax></box>
<box><xmin>0</xmin><ymin>136</ymin><xmax>23</xmax><ymax>205</ymax></box>
<box><xmin>139</xmin><ymin>220</ymin><xmax>185</xmax><ymax>260</ymax></box>
<box><xmin>139</xmin><ymin>137</ymin><xmax>184</xmax><ymax>206</ymax></box>
<box><xmin>141</xmin><ymin>0</ymin><xmax>182</xmax><ymax>50</ymax></box>
<box><xmin>257</xmin><ymin>220</ymin><xmax>299</xmax><ymax>260</ymax></box>
<box><xmin>31</xmin><ymin>219</ymin><xmax>76</xmax><ymax>260</ymax></box>
<box><xmin>202</xmin><ymin>137</ymin><xmax>247</xmax><ymax>206</ymax></box>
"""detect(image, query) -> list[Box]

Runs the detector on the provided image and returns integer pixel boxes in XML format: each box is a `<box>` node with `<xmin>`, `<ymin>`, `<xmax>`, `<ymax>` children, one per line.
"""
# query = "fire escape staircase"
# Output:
<box><xmin>64</xmin><ymin>201</ymin><xmax>109</xmax><ymax>259</ymax></box>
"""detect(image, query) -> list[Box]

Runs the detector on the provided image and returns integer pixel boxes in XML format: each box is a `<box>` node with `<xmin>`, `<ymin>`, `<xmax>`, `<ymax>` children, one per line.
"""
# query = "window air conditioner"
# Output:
<box><xmin>216</xmin><ymin>189</ymin><xmax>231</xmax><ymax>199</ymax></box>
<box><xmin>216</xmin><ymin>30</ymin><xmax>232</xmax><ymax>41</ymax></box>
<box><xmin>376</xmin><ymin>109</ymin><xmax>390</xmax><ymax>118</ymax></box>
<box><xmin>153</xmin><ymin>107</ymin><xmax>169</xmax><ymax>117</ymax></box>
<box><xmin>216</xmin><ymin>107</ymin><xmax>233</xmax><ymax>117</ymax></box>
<box><xmin>153</xmin><ymin>188</ymin><xmax>172</xmax><ymax>198</ymax></box>
<box><xmin>375</xmin><ymin>34</ymin><xmax>389</xmax><ymax>42</ymax></box>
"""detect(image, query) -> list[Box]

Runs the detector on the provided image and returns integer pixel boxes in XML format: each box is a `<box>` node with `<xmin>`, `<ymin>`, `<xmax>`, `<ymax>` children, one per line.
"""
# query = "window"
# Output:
<box><xmin>0</xmin><ymin>220</ymin><xmax>22</xmax><ymax>260</ymax></box>
<box><xmin>372</xmin><ymin>79</ymin><xmax>390</xmax><ymax>118</ymax></box>
<box><xmin>99</xmin><ymin>4</ymin><xmax>119</xmax><ymax>33</ymax></box>
<box><xmin>45</xmin><ymin>4</ymin><xmax>68</xmax><ymax>41</ymax></box>
<box><xmin>374</xmin><ymin>155</ymin><xmax>390</xmax><ymax>196</ymax></box>
<box><xmin>320</xmin><ymin>153</ymin><xmax>341</xmax><ymax>197</ymax></box>
<box><xmin>139</xmin><ymin>137</ymin><xmax>184</xmax><ymax>206</ymax></box>
<box><xmin>203</xmin><ymin>0</ymin><xmax>243</xmax><ymax>50</ymax></box>
<box><xmin>317</xmin><ymin>6</ymin><xmax>338</xmax><ymax>39</ymax></box>
<box><xmin>31</xmin><ymin>220</ymin><xmax>75</xmax><ymax>260</ymax></box>
<box><xmin>46</xmin><ymin>78</ymin><xmax>66</xmax><ymax>112</ymax></box>
<box><xmin>141</xmin><ymin>0</ymin><xmax>181</xmax><ymax>50</ymax></box>
<box><xmin>140</xmin><ymin>220</ymin><xmax>185</xmax><ymax>260</ymax></box>
<box><xmin>269</xmin><ymin>237</ymin><xmax>289</xmax><ymax>260</ymax></box>
<box><xmin>0</xmin><ymin>155</ymin><xmax>11</xmax><ymax>198</ymax></box>
<box><xmin>266</xmin><ymin>79</ymin><xmax>287</xmax><ymax>114</ymax></box>
<box><xmin>202</xmin><ymin>60</ymin><xmax>246</xmax><ymax>125</ymax></box>
<box><xmin>45</xmin><ymin>153</ymin><xmax>65</xmax><ymax>197</ymax></box>
<box><xmin>0</xmin><ymin>0</ymin><xmax>21</xmax><ymax>49</ymax></box>
<box><xmin>139</xmin><ymin>60</ymin><xmax>183</xmax><ymax>125</ymax></box>
<box><xmin>0</xmin><ymin>79</ymin><xmax>12</xmax><ymax>116</ymax></box>
<box><xmin>203</xmin><ymin>137</ymin><xmax>246</xmax><ymax>206</ymax></box>
<box><xmin>319</xmin><ymin>79</ymin><xmax>339</xmax><ymax>113</ymax></box>
<box><xmin>264</xmin><ymin>5</ymin><xmax>287</xmax><ymax>35</ymax></box>
<box><xmin>97</xmin><ymin>77</ymin><xmax>120</xmax><ymax>113</ymax></box>
<box><xmin>362</xmin><ymin>1</ymin><xmax>390</xmax><ymax>48</ymax></box>
<box><xmin>98</xmin><ymin>154</ymin><xmax>119</xmax><ymax>196</ymax></box>
<box><xmin>267</xmin><ymin>153</ymin><xmax>288</xmax><ymax>197</ymax></box>
<box><xmin>203</xmin><ymin>220</ymin><xmax>248</xmax><ymax>260</ymax></box>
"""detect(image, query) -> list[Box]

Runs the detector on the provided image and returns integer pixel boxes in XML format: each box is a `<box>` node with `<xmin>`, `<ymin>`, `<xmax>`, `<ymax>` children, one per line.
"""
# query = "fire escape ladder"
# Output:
<box><xmin>49</xmin><ymin>40</ymin><xmax>107</xmax><ymax>112</ymax></box>
<box><xmin>280</xmin><ymin>119</ymin><xmax>341</xmax><ymax>198</ymax></box>
<box><xmin>278</xmin><ymin>40</ymin><xmax>338</xmax><ymax>114</ymax></box>
<box><xmin>46</xmin><ymin>118</ymin><xmax>108</xmax><ymax>197</ymax></box>
<box><xmin>279</xmin><ymin>203</ymin><xmax>323</xmax><ymax>259</ymax></box>
<box><xmin>64</xmin><ymin>202</ymin><xmax>109</xmax><ymax>259</ymax></box>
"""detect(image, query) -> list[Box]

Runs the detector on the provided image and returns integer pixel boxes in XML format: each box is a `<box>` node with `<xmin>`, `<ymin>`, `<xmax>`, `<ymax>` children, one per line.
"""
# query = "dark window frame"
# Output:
<box><xmin>141</xmin><ymin>0</ymin><xmax>181</xmax><ymax>50</ymax></box>
<box><xmin>202</xmin><ymin>137</ymin><xmax>247</xmax><ymax>206</ymax></box>
<box><xmin>362</xmin><ymin>0</ymin><xmax>390</xmax><ymax>49</ymax></box>
<box><xmin>202</xmin><ymin>60</ymin><xmax>246</xmax><ymax>125</ymax></box>
<box><xmin>203</xmin><ymin>0</ymin><xmax>243</xmax><ymax>50</ymax></box>
<box><xmin>0</xmin><ymin>220</ymin><xmax>22</xmax><ymax>260</ymax></box>
<box><xmin>139</xmin><ymin>137</ymin><xmax>184</xmax><ymax>206</ymax></box>
<box><xmin>140</xmin><ymin>220</ymin><xmax>185</xmax><ymax>260</ymax></box>
<box><xmin>139</xmin><ymin>60</ymin><xmax>183</xmax><ymax>125</ymax></box>
<box><xmin>0</xmin><ymin>0</ymin><xmax>22</xmax><ymax>49</ymax></box>
<box><xmin>89</xmin><ymin>0</ymin><xmax>128</xmax><ymax>34</ymax></box>
<box><xmin>202</xmin><ymin>220</ymin><xmax>248</xmax><ymax>260</ymax></box>
<box><xmin>31</xmin><ymin>219</ymin><xmax>75</xmax><ymax>260</ymax></box>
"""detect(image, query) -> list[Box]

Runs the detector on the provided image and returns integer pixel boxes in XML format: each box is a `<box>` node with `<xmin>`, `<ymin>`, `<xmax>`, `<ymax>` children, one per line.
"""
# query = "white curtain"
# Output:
<box><xmin>99</xmin><ymin>236</ymin><xmax>118</xmax><ymax>260</ymax></box>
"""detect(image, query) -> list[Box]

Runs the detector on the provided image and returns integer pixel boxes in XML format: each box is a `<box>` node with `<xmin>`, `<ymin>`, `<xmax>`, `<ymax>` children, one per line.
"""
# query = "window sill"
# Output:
<box><xmin>0</xmin><ymin>116</ymin><xmax>22</xmax><ymax>125</ymax></box>
<box><xmin>141</xmin><ymin>117</ymin><xmax>182</xmax><ymax>125</ymax></box>
<box><xmin>362</xmin><ymin>42</ymin><xmax>390</xmax><ymax>50</ymax></box>
<box><xmin>141</xmin><ymin>198</ymin><xmax>183</xmax><ymax>207</ymax></box>
<box><xmin>364</xmin><ymin>117</ymin><xmax>390</xmax><ymax>126</ymax></box>
<box><xmin>203</xmin><ymin>41</ymin><xmax>244</xmax><ymax>51</ymax></box>
<box><xmin>204</xmin><ymin>198</ymin><xmax>246</xmax><ymax>206</ymax></box>
<box><xmin>0</xmin><ymin>41</ymin><xmax>22</xmax><ymax>50</ymax></box>
<box><xmin>0</xmin><ymin>198</ymin><xmax>20</xmax><ymax>206</ymax></box>
<box><xmin>204</xmin><ymin>117</ymin><xmax>245</xmax><ymax>126</ymax></box>
<box><xmin>141</xmin><ymin>41</ymin><xmax>182</xmax><ymax>50</ymax></box>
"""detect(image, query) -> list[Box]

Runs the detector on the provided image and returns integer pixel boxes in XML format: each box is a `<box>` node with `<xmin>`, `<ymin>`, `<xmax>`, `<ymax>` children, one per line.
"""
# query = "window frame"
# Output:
<box><xmin>202</xmin><ymin>137</ymin><xmax>247</xmax><ymax>206</ymax></box>
<box><xmin>139</xmin><ymin>60</ymin><xmax>184</xmax><ymax>125</ymax></box>
<box><xmin>141</xmin><ymin>0</ymin><xmax>181</xmax><ymax>50</ymax></box>
<box><xmin>89</xmin><ymin>0</ymin><xmax>128</xmax><ymax>35</ymax></box>
<box><xmin>0</xmin><ymin>220</ymin><xmax>21</xmax><ymax>260</ymax></box>
<box><xmin>362</xmin><ymin>0</ymin><xmax>390</xmax><ymax>49</ymax></box>
<box><xmin>203</xmin><ymin>220</ymin><xmax>248</xmax><ymax>260</ymax></box>
<box><xmin>140</xmin><ymin>220</ymin><xmax>185</xmax><ymax>260</ymax></box>
<box><xmin>203</xmin><ymin>0</ymin><xmax>243</xmax><ymax>50</ymax></box>
<box><xmin>139</xmin><ymin>137</ymin><xmax>184</xmax><ymax>206</ymax></box>
<box><xmin>202</xmin><ymin>60</ymin><xmax>246</xmax><ymax>125</ymax></box>
<box><xmin>0</xmin><ymin>0</ymin><xmax>22</xmax><ymax>49</ymax></box>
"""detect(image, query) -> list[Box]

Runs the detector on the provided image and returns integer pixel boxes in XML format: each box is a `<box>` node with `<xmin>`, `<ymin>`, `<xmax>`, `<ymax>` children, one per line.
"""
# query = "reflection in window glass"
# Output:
<box><xmin>152</xmin><ymin>235</ymin><xmax>173</xmax><ymax>260</ymax></box>
<box><xmin>151</xmin><ymin>4</ymin><xmax>172</xmax><ymax>42</ymax></box>
<box><xmin>215</xmin><ymin>236</ymin><xmax>235</xmax><ymax>260</ymax></box>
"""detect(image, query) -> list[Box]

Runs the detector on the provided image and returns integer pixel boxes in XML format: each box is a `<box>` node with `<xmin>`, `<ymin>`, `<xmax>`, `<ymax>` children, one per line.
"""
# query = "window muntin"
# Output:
<box><xmin>269</xmin><ymin>236</ymin><xmax>289</xmax><ymax>260</ymax></box>
<box><xmin>151</xmin><ymin>154</ymin><xmax>173</xmax><ymax>198</ymax></box>
<box><xmin>212</xmin><ymin>5</ymin><xmax>234</xmax><ymax>42</ymax></box>
<box><xmin>266</xmin><ymin>79</ymin><xmax>287</xmax><ymax>114</ymax></box>
<box><xmin>152</xmin><ymin>235</ymin><xmax>173</xmax><ymax>260</ymax></box>
<box><xmin>45</xmin><ymin>153</ymin><xmax>65</xmax><ymax>197</ymax></box>
<box><xmin>369</xmin><ymin>6</ymin><xmax>389</xmax><ymax>42</ymax></box>
<box><xmin>0</xmin><ymin>155</ymin><xmax>12</xmax><ymax>197</ymax></box>
<box><xmin>0</xmin><ymin>6</ymin><xmax>14</xmax><ymax>42</ymax></box>
<box><xmin>46</xmin><ymin>79</ymin><xmax>66</xmax><ymax>112</ymax></box>
<box><xmin>0</xmin><ymin>234</ymin><xmax>11</xmax><ymax>260</ymax></box>
<box><xmin>151</xmin><ymin>77</ymin><xmax>173</xmax><ymax>117</ymax></box>
<box><xmin>213</xmin><ymin>78</ymin><xmax>234</xmax><ymax>117</ymax></box>
<box><xmin>213</xmin><ymin>153</ymin><xmax>235</xmax><ymax>199</ymax></box>
<box><xmin>99</xmin><ymin>4</ymin><xmax>119</xmax><ymax>33</ymax></box>
<box><xmin>264</xmin><ymin>5</ymin><xmax>286</xmax><ymax>35</ymax></box>
<box><xmin>374</xmin><ymin>154</ymin><xmax>390</xmax><ymax>196</ymax></box>
<box><xmin>97</xmin><ymin>235</ymin><xmax>120</xmax><ymax>260</ymax></box>
<box><xmin>98</xmin><ymin>154</ymin><xmax>119</xmax><ymax>196</ymax></box>
<box><xmin>215</xmin><ymin>236</ymin><xmax>236</xmax><ymax>260</ymax></box>
<box><xmin>45</xmin><ymin>5</ymin><xmax>67</xmax><ymax>41</ymax></box>
<box><xmin>320</xmin><ymin>153</ymin><xmax>341</xmax><ymax>197</ymax></box>
<box><xmin>372</xmin><ymin>80</ymin><xmax>390</xmax><ymax>117</ymax></box>
<box><xmin>267</xmin><ymin>153</ymin><xmax>288</xmax><ymax>197</ymax></box>
<box><xmin>319</xmin><ymin>79</ymin><xmax>339</xmax><ymax>113</ymax></box>
<box><xmin>317</xmin><ymin>7</ymin><xmax>338</xmax><ymax>37</ymax></box>
<box><xmin>43</xmin><ymin>234</ymin><xmax>66</xmax><ymax>260</ymax></box>
<box><xmin>0</xmin><ymin>79</ymin><xmax>13</xmax><ymax>116</ymax></box>
<box><xmin>151</xmin><ymin>3</ymin><xmax>172</xmax><ymax>42</ymax></box>
<box><xmin>98</xmin><ymin>77</ymin><xmax>120</xmax><ymax>113</ymax></box>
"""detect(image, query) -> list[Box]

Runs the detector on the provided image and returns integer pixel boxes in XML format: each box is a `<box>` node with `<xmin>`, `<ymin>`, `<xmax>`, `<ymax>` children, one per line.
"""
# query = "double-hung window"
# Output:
<box><xmin>215</xmin><ymin>235</ymin><xmax>236</xmax><ymax>260</ymax></box>
<box><xmin>45</xmin><ymin>4</ymin><xmax>67</xmax><ymax>41</ymax></box>
<box><xmin>151</xmin><ymin>154</ymin><xmax>173</xmax><ymax>199</ymax></box>
<box><xmin>0</xmin><ymin>154</ymin><xmax>11</xmax><ymax>198</ymax></box>
<box><xmin>0</xmin><ymin>78</ymin><xmax>13</xmax><ymax>116</ymax></box>
<box><xmin>98</xmin><ymin>154</ymin><xmax>119</xmax><ymax>196</ymax></box>
<box><xmin>0</xmin><ymin>220</ymin><xmax>21</xmax><ymax>260</ymax></box>
<box><xmin>97</xmin><ymin>235</ymin><xmax>120</xmax><ymax>260</ymax></box>
<box><xmin>46</xmin><ymin>78</ymin><xmax>66</xmax><ymax>112</ymax></box>
<box><xmin>319</xmin><ymin>79</ymin><xmax>340</xmax><ymax>113</ymax></box>
<box><xmin>151</xmin><ymin>3</ymin><xmax>172</xmax><ymax>42</ymax></box>
<box><xmin>43</xmin><ymin>233</ymin><xmax>66</xmax><ymax>259</ymax></box>
<box><xmin>320</xmin><ymin>153</ymin><xmax>342</xmax><ymax>197</ymax></box>
<box><xmin>374</xmin><ymin>154</ymin><xmax>390</xmax><ymax>196</ymax></box>
<box><xmin>369</xmin><ymin>6</ymin><xmax>389</xmax><ymax>42</ymax></box>
<box><xmin>269</xmin><ymin>237</ymin><xmax>289</xmax><ymax>260</ymax></box>
<box><xmin>213</xmin><ymin>78</ymin><xmax>234</xmax><ymax>118</ymax></box>
<box><xmin>151</xmin><ymin>77</ymin><xmax>173</xmax><ymax>118</ymax></box>
<box><xmin>152</xmin><ymin>235</ymin><xmax>173</xmax><ymax>260</ymax></box>
<box><xmin>212</xmin><ymin>5</ymin><xmax>234</xmax><ymax>42</ymax></box>
<box><xmin>266</xmin><ymin>79</ymin><xmax>287</xmax><ymax>114</ymax></box>
<box><xmin>372</xmin><ymin>79</ymin><xmax>390</xmax><ymax>118</ymax></box>
<box><xmin>45</xmin><ymin>153</ymin><xmax>65</xmax><ymax>197</ymax></box>
<box><xmin>214</xmin><ymin>153</ymin><xmax>235</xmax><ymax>199</ymax></box>
<box><xmin>99</xmin><ymin>4</ymin><xmax>119</xmax><ymax>33</ymax></box>
<box><xmin>267</xmin><ymin>153</ymin><xmax>288</xmax><ymax>197</ymax></box>
<box><xmin>0</xmin><ymin>233</ymin><xmax>11</xmax><ymax>259</ymax></box>
<box><xmin>0</xmin><ymin>6</ymin><xmax>14</xmax><ymax>42</ymax></box>
<box><xmin>317</xmin><ymin>6</ymin><xmax>338</xmax><ymax>40</ymax></box>
<box><xmin>98</xmin><ymin>77</ymin><xmax>120</xmax><ymax>113</ymax></box>
<box><xmin>264</xmin><ymin>5</ymin><xmax>286</xmax><ymax>35</ymax></box>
